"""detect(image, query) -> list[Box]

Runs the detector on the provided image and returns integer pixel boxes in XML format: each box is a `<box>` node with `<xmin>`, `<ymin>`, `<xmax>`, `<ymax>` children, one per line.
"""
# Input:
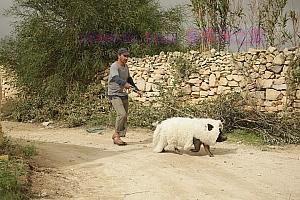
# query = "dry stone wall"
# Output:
<box><xmin>0</xmin><ymin>67</ymin><xmax>18</xmax><ymax>103</ymax></box>
<box><xmin>1</xmin><ymin>47</ymin><xmax>300</xmax><ymax>113</ymax></box>
<box><xmin>123</xmin><ymin>47</ymin><xmax>300</xmax><ymax>112</ymax></box>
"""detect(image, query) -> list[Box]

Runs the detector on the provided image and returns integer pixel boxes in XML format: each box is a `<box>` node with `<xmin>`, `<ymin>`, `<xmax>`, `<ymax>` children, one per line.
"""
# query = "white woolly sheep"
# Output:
<box><xmin>152</xmin><ymin>117</ymin><xmax>225</xmax><ymax>157</ymax></box>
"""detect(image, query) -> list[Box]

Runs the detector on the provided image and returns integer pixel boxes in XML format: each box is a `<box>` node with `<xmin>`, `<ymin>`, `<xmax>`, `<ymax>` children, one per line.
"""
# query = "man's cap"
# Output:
<box><xmin>118</xmin><ymin>48</ymin><xmax>129</xmax><ymax>55</ymax></box>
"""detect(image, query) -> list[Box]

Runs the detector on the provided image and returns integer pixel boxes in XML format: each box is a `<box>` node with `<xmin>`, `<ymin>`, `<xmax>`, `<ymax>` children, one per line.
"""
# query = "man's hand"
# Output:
<box><xmin>124</xmin><ymin>83</ymin><xmax>132</xmax><ymax>89</ymax></box>
<box><xmin>136</xmin><ymin>90</ymin><xmax>142</xmax><ymax>97</ymax></box>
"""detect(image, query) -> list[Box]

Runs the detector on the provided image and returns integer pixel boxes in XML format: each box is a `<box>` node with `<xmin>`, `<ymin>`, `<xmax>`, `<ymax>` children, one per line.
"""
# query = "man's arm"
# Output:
<box><xmin>112</xmin><ymin>75</ymin><xmax>126</xmax><ymax>86</ymax></box>
<box><xmin>127</xmin><ymin>77</ymin><xmax>139</xmax><ymax>92</ymax></box>
<box><xmin>112</xmin><ymin>75</ymin><xmax>131</xmax><ymax>89</ymax></box>
<box><xmin>127</xmin><ymin>77</ymin><xmax>142</xmax><ymax>97</ymax></box>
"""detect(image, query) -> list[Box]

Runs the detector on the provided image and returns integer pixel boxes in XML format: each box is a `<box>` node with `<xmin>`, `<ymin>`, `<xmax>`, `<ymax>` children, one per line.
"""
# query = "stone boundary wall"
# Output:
<box><xmin>120</xmin><ymin>47</ymin><xmax>300</xmax><ymax>112</ymax></box>
<box><xmin>1</xmin><ymin>47</ymin><xmax>300</xmax><ymax>113</ymax></box>
<box><xmin>0</xmin><ymin>67</ymin><xmax>18</xmax><ymax>104</ymax></box>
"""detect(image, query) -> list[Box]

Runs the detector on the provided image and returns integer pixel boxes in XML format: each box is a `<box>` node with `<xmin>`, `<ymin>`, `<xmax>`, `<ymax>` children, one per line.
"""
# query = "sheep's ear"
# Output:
<box><xmin>218</xmin><ymin>121</ymin><xmax>223</xmax><ymax>130</ymax></box>
<box><xmin>207</xmin><ymin>124</ymin><xmax>214</xmax><ymax>131</ymax></box>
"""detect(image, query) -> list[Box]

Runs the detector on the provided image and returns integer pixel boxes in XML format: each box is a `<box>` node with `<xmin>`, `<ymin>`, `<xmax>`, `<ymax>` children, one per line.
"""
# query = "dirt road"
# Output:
<box><xmin>3</xmin><ymin>121</ymin><xmax>300</xmax><ymax>200</ymax></box>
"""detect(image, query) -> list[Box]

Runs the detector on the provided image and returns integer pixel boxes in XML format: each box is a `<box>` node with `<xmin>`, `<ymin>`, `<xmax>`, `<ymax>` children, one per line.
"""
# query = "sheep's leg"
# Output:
<box><xmin>153</xmin><ymin>144</ymin><xmax>166</xmax><ymax>153</ymax></box>
<box><xmin>183</xmin><ymin>139</ymin><xmax>193</xmax><ymax>151</ymax></box>
<box><xmin>174</xmin><ymin>147</ymin><xmax>183</xmax><ymax>155</ymax></box>
<box><xmin>153</xmin><ymin>135</ymin><xmax>167</xmax><ymax>153</ymax></box>
<box><xmin>203</xmin><ymin>144</ymin><xmax>214</xmax><ymax>157</ymax></box>
<box><xmin>191</xmin><ymin>138</ymin><xmax>202</xmax><ymax>152</ymax></box>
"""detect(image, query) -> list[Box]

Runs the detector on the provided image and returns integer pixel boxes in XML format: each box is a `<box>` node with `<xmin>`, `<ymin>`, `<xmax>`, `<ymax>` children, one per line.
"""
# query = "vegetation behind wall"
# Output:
<box><xmin>0</xmin><ymin>0</ymin><xmax>184</xmax><ymax>103</ymax></box>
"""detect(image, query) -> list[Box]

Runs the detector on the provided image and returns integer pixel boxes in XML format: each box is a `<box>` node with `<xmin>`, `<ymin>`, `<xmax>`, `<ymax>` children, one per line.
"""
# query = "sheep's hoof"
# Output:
<box><xmin>174</xmin><ymin>148</ymin><xmax>183</xmax><ymax>155</ymax></box>
<box><xmin>209</xmin><ymin>154</ymin><xmax>215</xmax><ymax>157</ymax></box>
<box><xmin>190</xmin><ymin>149</ymin><xmax>199</xmax><ymax>152</ymax></box>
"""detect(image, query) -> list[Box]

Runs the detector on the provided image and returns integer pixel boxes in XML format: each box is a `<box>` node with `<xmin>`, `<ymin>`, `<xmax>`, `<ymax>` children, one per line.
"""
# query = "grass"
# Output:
<box><xmin>227</xmin><ymin>129</ymin><xmax>265</xmax><ymax>146</ymax></box>
<box><xmin>22</xmin><ymin>144</ymin><xmax>37</xmax><ymax>158</ymax></box>
<box><xmin>0</xmin><ymin>159</ymin><xmax>29</xmax><ymax>200</ymax></box>
<box><xmin>0</xmin><ymin>138</ymin><xmax>37</xmax><ymax>200</ymax></box>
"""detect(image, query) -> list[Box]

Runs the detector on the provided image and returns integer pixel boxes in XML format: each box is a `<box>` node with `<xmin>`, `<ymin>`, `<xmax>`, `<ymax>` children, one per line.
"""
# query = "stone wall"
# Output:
<box><xmin>1</xmin><ymin>47</ymin><xmax>300</xmax><ymax>113</ymax></box>
<box><xmin>0</xmin><ymin>67</ymin><xmax>17</xmax><ymax>103</ymax></box>
<box><xmin>119</xmin><ymin>47</ymin><xmax>300</xmax><ymax>112</ymax></box>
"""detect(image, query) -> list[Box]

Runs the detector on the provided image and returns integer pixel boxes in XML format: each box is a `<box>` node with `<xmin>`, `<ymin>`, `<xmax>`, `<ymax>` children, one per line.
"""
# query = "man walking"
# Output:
<box><xmin>108</xmin><ymin>48</ymin><xmax>142</xmax><ymax>145</ymax></box>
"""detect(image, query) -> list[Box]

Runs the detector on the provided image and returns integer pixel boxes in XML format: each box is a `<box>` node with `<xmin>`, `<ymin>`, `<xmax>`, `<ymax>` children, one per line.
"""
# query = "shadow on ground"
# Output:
<box><xmin>30</xmin><ymin>137</ymin><xmax>153</xmax><ymax>168</ymax></box>
<box><xmin>31</xmin><ymin>142</ymin><xmax>119</xmax><ymax>168</ymax></box>
<box><xmin>162</xmin><ymin>146</ymin><xmax>237</xmax><ymax>157</ymax></box>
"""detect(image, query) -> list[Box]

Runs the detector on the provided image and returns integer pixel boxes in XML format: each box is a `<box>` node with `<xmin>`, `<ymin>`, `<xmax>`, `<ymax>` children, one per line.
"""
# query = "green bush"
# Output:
<box><xmin>172</xmin><ymin>56</ymin><xmax>197</xmax><ymax>80</ymax></box>
<box><xmin>22</xmin><ymin>144</ymin><xmax>37</xmax><ymax>158</ymax></box>
<box><xmin>0</xmin><ymin>0</ymin><xmax>183</xmax><ymax>102</ymax></box>
<box><xmin>2</xmin><ymin>82</ymin><xmax>112</xmax><ymax>129</ymax></box>
<box><xmin>0</xmin><ymin>160</ymin><xmax>28</xmax><ymax>200</ymax></box>
<box><xmin>0</xmin><ymin>138</ymin><xmax>33</xmax><ymax>200</ymax></box>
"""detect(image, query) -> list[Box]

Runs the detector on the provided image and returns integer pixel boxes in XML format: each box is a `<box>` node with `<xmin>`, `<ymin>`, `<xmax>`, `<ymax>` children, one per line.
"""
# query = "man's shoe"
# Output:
<box><xmin>112</xmin><ymin>133</ymin><xmax>127</xmax><ymax>146</ymax></box>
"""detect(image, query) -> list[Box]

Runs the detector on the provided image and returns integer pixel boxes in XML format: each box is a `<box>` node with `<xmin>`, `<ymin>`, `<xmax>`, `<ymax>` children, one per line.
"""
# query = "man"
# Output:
<box><xmin>108</xmin><ymin>48</ymin><xmax>142</xmax><ymax>145</ymax></box>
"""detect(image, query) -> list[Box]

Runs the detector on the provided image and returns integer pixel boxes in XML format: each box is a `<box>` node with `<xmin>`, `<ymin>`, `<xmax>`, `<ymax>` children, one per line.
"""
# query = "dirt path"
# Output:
<box><xmin>3</xmin><ymin>121</ymin><xmax>300</xmax><ymax>200</ymax></box>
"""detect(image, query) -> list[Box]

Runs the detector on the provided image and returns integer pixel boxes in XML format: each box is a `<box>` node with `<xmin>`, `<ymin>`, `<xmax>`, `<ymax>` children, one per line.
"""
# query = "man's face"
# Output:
<box><xmin>118</xmin><ymin>53</ymin><xmax>129</xmax><ymax>65</ymax></box>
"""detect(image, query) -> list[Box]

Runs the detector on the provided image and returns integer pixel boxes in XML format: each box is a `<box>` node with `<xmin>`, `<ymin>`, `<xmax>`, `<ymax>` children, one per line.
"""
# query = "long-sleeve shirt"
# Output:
<box><xmin>107</xmin><ymin>61</ymin><xmax>139</xmax><ymax>98</ymax></box>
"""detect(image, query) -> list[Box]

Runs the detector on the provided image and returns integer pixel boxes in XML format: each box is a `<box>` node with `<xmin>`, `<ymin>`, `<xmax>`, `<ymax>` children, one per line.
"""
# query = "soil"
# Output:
<box><xmin>2</xmin><ymin>121</ymin><xmax>300</xmax><ymax>200</ymax></box>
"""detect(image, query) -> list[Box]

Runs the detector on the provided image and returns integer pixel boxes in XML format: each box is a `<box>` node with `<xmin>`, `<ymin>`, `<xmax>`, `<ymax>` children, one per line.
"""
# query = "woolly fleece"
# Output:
<box><xmin>153</xmin><ymin>117</ymin><xmax>222</xmax><ymax>153</ymax></box>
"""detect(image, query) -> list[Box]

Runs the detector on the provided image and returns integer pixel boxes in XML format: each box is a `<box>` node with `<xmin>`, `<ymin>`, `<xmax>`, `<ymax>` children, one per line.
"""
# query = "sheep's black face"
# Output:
<box><xmin>216</xmin><ymin>129</ymin><xmax>227</xmax><ymax>142</ymax></box>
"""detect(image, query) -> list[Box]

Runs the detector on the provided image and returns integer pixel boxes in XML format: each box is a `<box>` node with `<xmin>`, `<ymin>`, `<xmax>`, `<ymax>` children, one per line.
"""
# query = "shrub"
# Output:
<box><xmin>0</xmin><ymin>0</ymin><xmax>183</xmax><ymax>102</ymax></box>
<box><xmin>0</xmin><ymin>138</ymin><xmax>34</xmax><ymax>199</ymax></box>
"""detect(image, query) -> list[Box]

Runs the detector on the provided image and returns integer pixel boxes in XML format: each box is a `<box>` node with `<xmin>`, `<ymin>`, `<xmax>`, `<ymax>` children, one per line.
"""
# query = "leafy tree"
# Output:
<box><xmin>258</xmin><ymin>0</ymin><xmax>288</xmax><ymax>46</ymax></box>
<box><xmin>0</xmin><ymin>74</ymin><xmax>3</xmax><ymax>145</ymax></box>
<box><xmin>190</xmin><ymin>0</ymin><xmax>231</xmax><ymax>51</ymax></box>
<box><xmin>0</xmin><ymin>0</ymin><xmax>183</xmax><ymax>101</ymax></box>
